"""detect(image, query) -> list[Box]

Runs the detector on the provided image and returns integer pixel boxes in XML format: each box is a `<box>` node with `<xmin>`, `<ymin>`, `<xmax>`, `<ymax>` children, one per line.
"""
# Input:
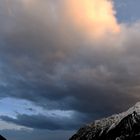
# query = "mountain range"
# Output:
<box><xmin>69</xmin><ymin>102</ymin><xmax>140</xmax><ymax>140</ymax></box>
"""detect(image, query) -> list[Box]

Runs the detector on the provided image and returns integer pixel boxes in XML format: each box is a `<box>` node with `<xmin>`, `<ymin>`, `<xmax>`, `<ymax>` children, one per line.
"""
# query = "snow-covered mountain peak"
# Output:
<box><xmin>126</xmin><ymin>102</ymin><xmax>140</xmax><ymax>115</ymax></box>
<box><xmin>69</xmin><ymin>102</ymin><xmax>140</xmax><ymax>140</ymax></box>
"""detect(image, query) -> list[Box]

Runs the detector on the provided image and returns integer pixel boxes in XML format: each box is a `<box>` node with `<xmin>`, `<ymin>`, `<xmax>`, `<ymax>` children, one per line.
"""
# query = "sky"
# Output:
<box><xmin>0</xmin><ymin>0</ymin><xmax>140</xmax><ymax>140</ymax></box>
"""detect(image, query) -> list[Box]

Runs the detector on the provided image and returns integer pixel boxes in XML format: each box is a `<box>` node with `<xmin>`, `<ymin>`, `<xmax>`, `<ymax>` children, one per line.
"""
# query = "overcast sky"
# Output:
<box><xmin>0</xmin><ymin>0</ymin><xmax>140</xmax><ymax>140</ymax></box>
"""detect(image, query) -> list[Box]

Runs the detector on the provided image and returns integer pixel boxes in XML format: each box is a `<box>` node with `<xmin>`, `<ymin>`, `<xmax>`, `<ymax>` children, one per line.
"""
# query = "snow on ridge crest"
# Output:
<box><xmin>87</xmin><ymin>102</ymin><xmax>140</xmax><ymax>134</ymax></box>
<box><xmin>126</xmin><ymin>102</ymin><xmax>140</xmax><ymax>115</ymax></box>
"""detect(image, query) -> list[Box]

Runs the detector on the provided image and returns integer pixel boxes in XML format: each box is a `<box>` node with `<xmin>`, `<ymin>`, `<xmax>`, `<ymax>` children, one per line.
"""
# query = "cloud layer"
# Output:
<box><xmin>0</xmin><ymin>0</ymin><xmax>140</xmax><ymax>133</ymax></box>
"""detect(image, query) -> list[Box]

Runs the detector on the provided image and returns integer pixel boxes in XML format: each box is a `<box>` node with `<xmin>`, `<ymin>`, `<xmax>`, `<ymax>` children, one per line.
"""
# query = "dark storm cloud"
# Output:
<box><xmin>0</xmin><ymin>112</ymin><xmax>87</xmax><ymax>130</ymax></box>
<box><xmin>0</xmin><ymin>0</ymin><xmax>140</xmax><ymax>132</ymax></box>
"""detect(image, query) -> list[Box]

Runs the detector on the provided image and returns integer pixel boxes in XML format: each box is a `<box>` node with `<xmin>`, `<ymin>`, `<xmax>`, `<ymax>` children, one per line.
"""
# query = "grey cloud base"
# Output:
<box><xmin>0</xmin><ymin>129</ymin><xmax>74</xmax><ymax>140</ymax></box>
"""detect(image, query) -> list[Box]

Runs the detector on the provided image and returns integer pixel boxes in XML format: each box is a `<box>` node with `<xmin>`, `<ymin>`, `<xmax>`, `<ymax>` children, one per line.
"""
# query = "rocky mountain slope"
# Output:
<box><xmin>69</xmin><ymin>102</ymin><xmax>140</xmax><ymax>140</ymax></box>
<box><xmin>0</xmin><ymin>135</ymin><xmax>6</xmax><ymax>140</ymax></box>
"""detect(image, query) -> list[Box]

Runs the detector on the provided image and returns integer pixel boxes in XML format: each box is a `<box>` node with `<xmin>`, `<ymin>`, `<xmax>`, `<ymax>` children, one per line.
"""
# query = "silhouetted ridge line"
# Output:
<box><xmin>0</xmin><ymin>135</ymin><xmax>6</xmax><ymax>140</ymax></box>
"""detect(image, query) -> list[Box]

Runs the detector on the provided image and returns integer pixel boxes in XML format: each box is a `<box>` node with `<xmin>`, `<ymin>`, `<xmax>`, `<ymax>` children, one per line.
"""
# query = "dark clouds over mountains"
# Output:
<box><xmin>0</xmin><ymin>0</ymin><xmax>140</xmax><ymax>140</ymax></box>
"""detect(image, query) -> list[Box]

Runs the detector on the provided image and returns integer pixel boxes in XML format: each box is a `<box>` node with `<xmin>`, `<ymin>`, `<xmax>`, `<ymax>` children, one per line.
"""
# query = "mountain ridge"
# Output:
<box><xmin>69</xmin><ymin>102</ymin><xmax>140</xmax><ymax>140</ymax></box>
<box><xmin>0</xmin><ymin>135</ymin><xmax>6</xmax><ymax>140</ymax></box>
